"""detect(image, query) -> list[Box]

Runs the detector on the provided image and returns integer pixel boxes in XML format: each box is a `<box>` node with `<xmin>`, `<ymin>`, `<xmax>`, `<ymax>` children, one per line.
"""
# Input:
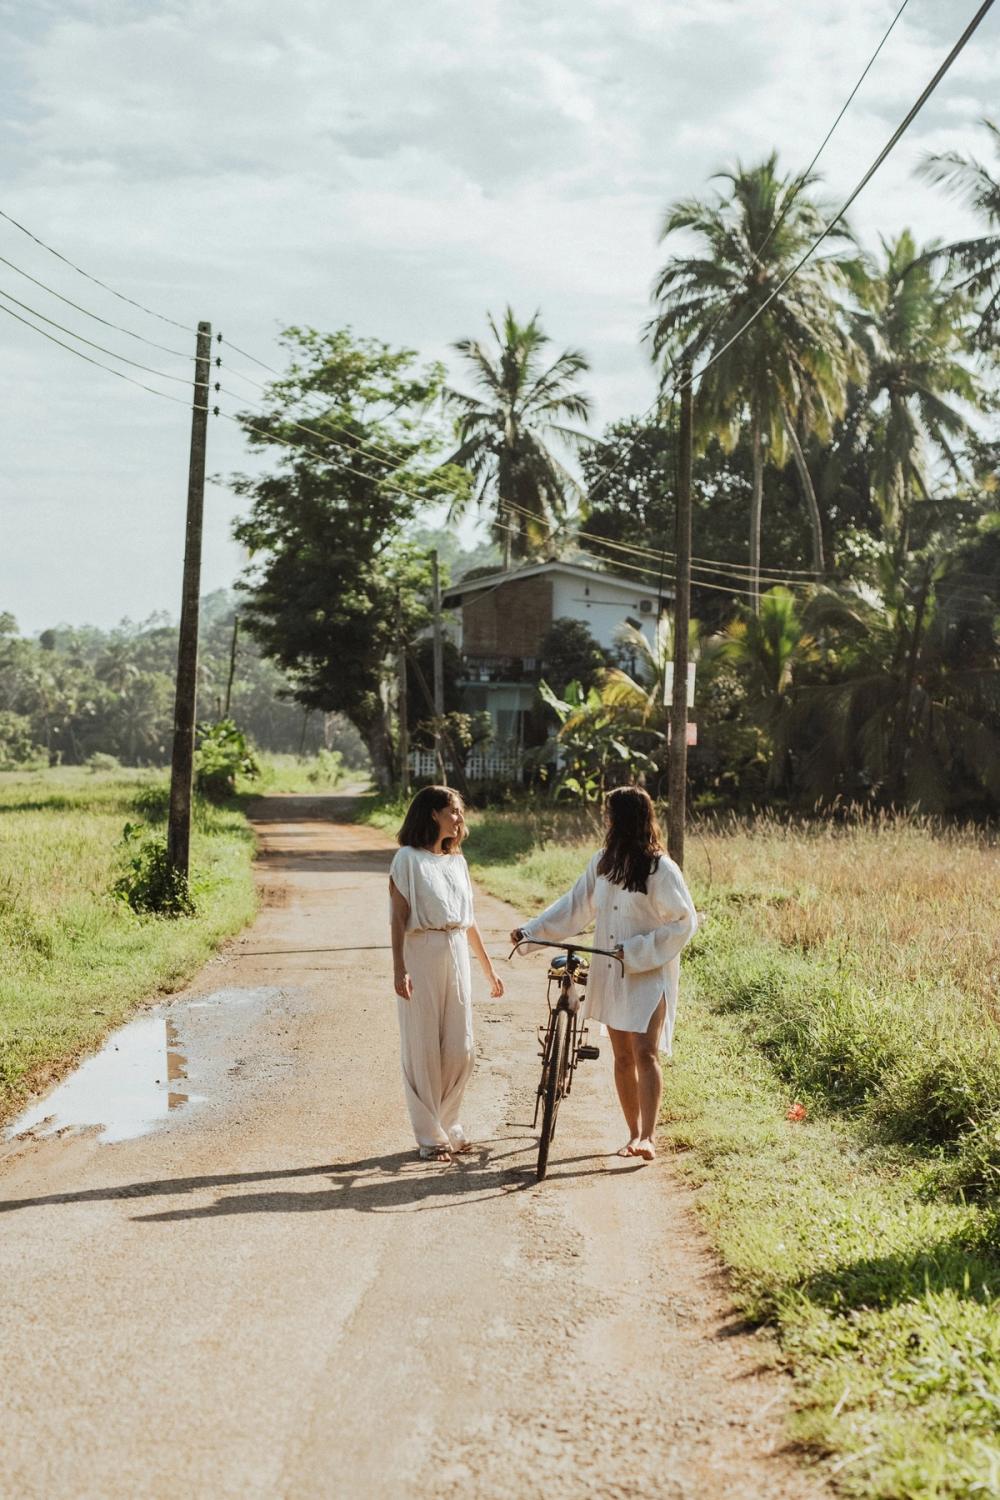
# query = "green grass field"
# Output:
<box><xmin>358</xmin><ymin>794</ymin><xmax>1000</xmax><ymax>1499</ymax></box>
<box><xmin>0</xmin><ymin>767</ymin><xmax>257</xmax><ymax>1124</ymax></box>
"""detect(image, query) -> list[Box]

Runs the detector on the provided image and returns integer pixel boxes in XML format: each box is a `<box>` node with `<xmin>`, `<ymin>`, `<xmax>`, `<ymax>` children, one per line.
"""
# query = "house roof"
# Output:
<box><xmin>441</xmin><ymin>554</ymin><xmax>670</xmax><ymax>608</ymax></box>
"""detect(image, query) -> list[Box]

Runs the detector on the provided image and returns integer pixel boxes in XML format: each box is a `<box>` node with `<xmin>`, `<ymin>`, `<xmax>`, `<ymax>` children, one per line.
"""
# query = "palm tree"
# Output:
<box><xmin>647</xmin><ymin>155</ymin><xmax>863</xmax><ymax>607</ymax></box>
<box><xmin>850</xmin><ymin>231</ymin><xmax>980</xmax><ymax>557</ymax></box>
<box><xmin>446</xmin><ymin>308</ymin><xmax>592</xmax><ymax>567</ymax></box>
<box><xmin>919</xmin><ymin>119</ymin><xmax>1000</xmax><ymax>349</ymax></box>
<box><xmin>785</xmin><ymin>556</ymin><xmax>1000</xmax><ymax>811</ymax></box>
<box><xmin>719</xmin><ymin>587</ymin><xmax>818</xmax><ymax>789</ymax></box>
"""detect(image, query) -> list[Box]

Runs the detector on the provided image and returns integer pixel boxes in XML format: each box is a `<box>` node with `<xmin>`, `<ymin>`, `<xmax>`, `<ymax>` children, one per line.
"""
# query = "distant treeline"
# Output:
<box><xmin>0</xmin><ymin>590</ymin><xmax>369</xmax><ymax>770</ymax></box>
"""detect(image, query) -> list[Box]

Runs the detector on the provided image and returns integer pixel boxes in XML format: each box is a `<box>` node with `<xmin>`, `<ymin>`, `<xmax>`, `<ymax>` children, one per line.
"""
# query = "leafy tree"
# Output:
<box><xmin>919</xmin><ymin>119</ymin><xmax>1000</xmax><ymax>348</ymax></box>
<box><xmin>581</xmin><ymin>418</ymin><xmax>815</xmax><ymax>628</ymax></box>
<box><xmin>231</xmin><ymin>328</ymin><xmax>463</xmax><ymax>787</ymax></box>
<box><xmin>786</xmin><ymin>554</ymin><xmax>1000</xmax><ymax>813</ymax></box>
<box><xmin>537</xmin><ymin>618</ymin><xmax>607</xmax><ymax>696</ymax></box>
<box><xmin>647</xmin><ymin>155</ymin><xmax>862</xmax><ymax>604</ymax></box>
<box><xmin>537</xmin><ymin>678</ymin><xmax>660</xmax><ymax>802</ymax></box>
<box><xmin>446</xmin><ymin>307</ymin><xmax>592</xmax><ymax>564</ymax></box>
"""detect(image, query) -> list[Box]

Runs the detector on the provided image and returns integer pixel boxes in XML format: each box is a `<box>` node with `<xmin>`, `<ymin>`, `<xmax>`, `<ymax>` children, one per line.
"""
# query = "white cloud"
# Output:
<box><xmin>1</xmin><ymin>0</ymin><xmax>998</xmax><ymax>628</ymax></box>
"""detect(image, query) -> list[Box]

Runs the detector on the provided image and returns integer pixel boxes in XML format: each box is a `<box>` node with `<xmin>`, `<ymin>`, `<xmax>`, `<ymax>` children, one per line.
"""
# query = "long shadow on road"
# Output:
<box><xmin>0</xmin><ymin>1147</ymin><xmax>633</xmax><ymax>1220</ymax></box>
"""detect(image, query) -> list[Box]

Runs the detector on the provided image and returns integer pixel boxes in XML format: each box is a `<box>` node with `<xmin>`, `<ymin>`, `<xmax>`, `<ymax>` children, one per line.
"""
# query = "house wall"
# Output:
<box><xmin>549</xmin><ymin>572</ymin><xmax>660</xmax><ymax>651</ymax></box>
<box><xmin>462</xmin><ymin>575</ymin><xmax>553</xmax><ymax>658</ymax></box>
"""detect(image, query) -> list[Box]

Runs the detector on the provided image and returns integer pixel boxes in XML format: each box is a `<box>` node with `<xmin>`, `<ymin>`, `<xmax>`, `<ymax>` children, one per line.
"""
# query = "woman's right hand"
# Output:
<box><xmin>509</xmin><ymin>926</ymin><xmax>526</xmax><ymax>947</ymax></box>
<box><xmin>394</xmin><ymin>969</ymin><xmax>413</xmax><ymax>1000</ymax></box>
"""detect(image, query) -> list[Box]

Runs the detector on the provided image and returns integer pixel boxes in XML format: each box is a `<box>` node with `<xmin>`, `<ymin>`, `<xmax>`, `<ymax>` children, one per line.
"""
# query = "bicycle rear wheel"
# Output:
<box><xmin>536</xmin><ymin>1006</ymin><xmax>570</xmax><ymax>1182</ymax></box>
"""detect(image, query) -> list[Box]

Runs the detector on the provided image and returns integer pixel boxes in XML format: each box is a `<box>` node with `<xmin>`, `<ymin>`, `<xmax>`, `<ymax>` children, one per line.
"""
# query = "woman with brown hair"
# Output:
<box><xmin>510</xmin><ymin>787</ymin><xmax>697</xmax><ymax>1162</ymax></box>
<box><xmin>389</xmin><ymin>785</ymin><xmax>504</xmax><ymax>1162</ymax></box>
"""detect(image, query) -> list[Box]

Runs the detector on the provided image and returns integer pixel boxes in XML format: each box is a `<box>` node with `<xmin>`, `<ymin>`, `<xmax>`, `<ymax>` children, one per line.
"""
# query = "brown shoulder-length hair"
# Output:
<box><xmin>596</xmin><ymin>786</ymin><xmax>664</xmax><ymax>893</ymax></box>
<box><xmin>397</xmin><ymin>785</ymin><xmax>467</xmax><ymax>853</ymax></box>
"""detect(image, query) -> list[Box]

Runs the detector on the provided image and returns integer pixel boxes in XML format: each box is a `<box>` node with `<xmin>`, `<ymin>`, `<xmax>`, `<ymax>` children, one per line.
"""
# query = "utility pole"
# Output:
<box><xmin>223</xmin><ymin>614</ymin><xmax>239</xmax><ymax>717</ymax></box>
<box><xmin>431</xmin><ymin>548</ymin><xmax>447</xmax><ymax>786</ymax></box>
<box><xmin>396</xmin><ymin>590</ymin><xmax>410</xmax><ymax>797</ymax></box>
<box><xmin>667</xmin><ymin>360</ymin><xmax>693</xmax><ymax>869</ymax></box>
<box><xmin>167</xmin><ymin>319</ymin><xmax>212</xmax><ymax>882</ymax></box>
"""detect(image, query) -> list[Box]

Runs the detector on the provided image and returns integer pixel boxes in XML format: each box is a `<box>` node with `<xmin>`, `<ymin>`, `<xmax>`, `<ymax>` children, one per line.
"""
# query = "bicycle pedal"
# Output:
<box><xmin>577</xmin><ymin>1044</ymin><xmax>600</xmax><ymax>1060</ymax></box>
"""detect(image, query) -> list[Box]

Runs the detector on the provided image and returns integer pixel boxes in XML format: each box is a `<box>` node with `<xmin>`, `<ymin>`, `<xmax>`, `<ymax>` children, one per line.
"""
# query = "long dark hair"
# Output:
<box><xmin>397</xmin><ymin>785</ymin><xmax>466</xmax><ymax>853</ymax></box>
<box><xmin>596</xmin><ymin>786</ymin><xmax>664</xmax><ymax>892</ymax></box>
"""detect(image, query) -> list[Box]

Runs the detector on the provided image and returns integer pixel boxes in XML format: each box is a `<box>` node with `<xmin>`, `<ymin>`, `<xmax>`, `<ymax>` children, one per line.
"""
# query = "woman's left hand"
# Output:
<box><xmin>486</xmin><ymin>967</ymin><xmax>504</xmax><ymax>998</ymax></box>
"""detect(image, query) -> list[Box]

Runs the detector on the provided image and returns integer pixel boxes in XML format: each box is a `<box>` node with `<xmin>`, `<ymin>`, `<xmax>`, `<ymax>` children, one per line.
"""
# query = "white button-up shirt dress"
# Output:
<box><xmin>520</xmin><ymin>851</ymin><xmax>698</xmax><ymax>1055</ymax></box>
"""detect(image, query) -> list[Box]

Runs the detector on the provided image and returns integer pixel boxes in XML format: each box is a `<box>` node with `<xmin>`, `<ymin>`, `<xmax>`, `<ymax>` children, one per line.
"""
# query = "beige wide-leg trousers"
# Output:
<box><xmin>397</xmin><ymin>928</ymin><xmax>475</xmax><ymax>1149</ymax></box>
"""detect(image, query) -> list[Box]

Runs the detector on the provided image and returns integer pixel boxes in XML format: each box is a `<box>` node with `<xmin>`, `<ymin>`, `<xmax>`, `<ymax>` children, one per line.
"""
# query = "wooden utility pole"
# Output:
<box><xmin>667</xmin><ymin>361</ymin><xmax>693</xmax><ymax>869</ymax></box>
<box><xmin>431</xmin><ymin>549</ymin><xmax>447</xmax><ymax>785</ymax></box>
<box><xmin>167</xmin><ymin>319</ymin><xmax>212</xmax><ymax>881</ymax></box>
<box><xmin>396</xmin><ymin>590</ymin><xmax>410</xmax><ymax>797</ymax></box>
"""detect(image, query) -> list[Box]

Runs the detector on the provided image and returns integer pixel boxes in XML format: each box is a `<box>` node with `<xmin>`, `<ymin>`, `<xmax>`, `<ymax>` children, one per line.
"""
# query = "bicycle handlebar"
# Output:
<box><xmin>508</xmin><ymin>937</ymin><xmax>625</xmax><ymax>972</ymax></box>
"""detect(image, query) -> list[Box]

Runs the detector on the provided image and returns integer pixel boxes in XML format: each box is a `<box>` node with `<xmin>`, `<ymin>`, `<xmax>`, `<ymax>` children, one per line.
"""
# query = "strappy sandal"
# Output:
<box><xmin>418</xmin><ymin>1144</ymin><xmax>452</xmax><ymax>1162</ymax></box>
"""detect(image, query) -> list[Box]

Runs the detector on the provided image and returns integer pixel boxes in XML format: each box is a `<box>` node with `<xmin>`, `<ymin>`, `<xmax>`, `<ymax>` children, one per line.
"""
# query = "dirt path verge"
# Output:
<box><xmin>0</xmin><ymin>794</ymin><xmax>827</xmax><ymax>1499</ymax></box>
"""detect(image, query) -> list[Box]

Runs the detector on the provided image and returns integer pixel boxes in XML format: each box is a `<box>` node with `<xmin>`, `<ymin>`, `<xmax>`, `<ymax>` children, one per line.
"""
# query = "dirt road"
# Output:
<box><xmin>0</xmin><ymin>796</ymin><xmax>823</xmax><ymax>1499</ymax></box>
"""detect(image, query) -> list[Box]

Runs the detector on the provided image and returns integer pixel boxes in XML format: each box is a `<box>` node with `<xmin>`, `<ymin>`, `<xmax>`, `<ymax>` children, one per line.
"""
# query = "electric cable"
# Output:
<box><xmin>584</xmin><ymin>0</ymin><xmax>997</xmax><ymax>504</ymax></box>
<box><xmin>0</xmin><ymin>282</ymin><xmax>195</xmax><ymax>385</ymax></box>
<box><xmin>0</xmin><ymin>295</ymin><xmax>204</xmax><ymax>409</ymax></box>
<box><xmin>0</xmin><ymin>249</ymin><xmax>195</xmax><ymax>360</ymax></box>
<box><xmin>213</xmin><ymin>358</ymin><xmax>413</xmax><ymax>470</ymax></box>
<box><xmin>0</xmin><ymin>204</ymin><xmax>192</xmax><ymax>332</ymax></box>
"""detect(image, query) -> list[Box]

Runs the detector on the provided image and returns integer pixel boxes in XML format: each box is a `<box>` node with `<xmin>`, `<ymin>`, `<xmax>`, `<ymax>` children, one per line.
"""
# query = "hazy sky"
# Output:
<box><xmin>2</xmin><ymin>0</ymin><xmax>998</xmax><ymax>633</ymax></box>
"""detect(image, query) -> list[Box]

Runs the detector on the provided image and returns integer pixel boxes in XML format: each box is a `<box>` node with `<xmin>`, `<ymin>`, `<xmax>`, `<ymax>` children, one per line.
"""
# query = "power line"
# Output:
<box><xmin>750</xmin><ymin>0</ymin><xmax>913</xmax><ymax>273</ymax></box>
<box><xmin>500</xmin><ymin>495</ymin><xmax>819</xmax><ymax>584</ymax></box>
<box><xmin>0</xmin><ymin>295</ymin><xmax>201</xmax><ymax>409</ymax></box>
<box><xmin>0</xmin><ymin>283</ymin><xmax>194</xmax><ymax>385</ymax></box>
<box><xmin>0</xmin><ymin>204</ymin><xmax>192</xmax><ymax>332</ymax></box>
<box><xmin>0</xmin><ymin>248</ymin><xmax>194</xmax><ymax>360</ymax></box>
<box><xmin>214</xmin><ymin>355</ymin><xmax>411</xmax><ymax>470</ymax></box>
<box><xmin>584</xmin><ymin>0</ymin><xmax>996</xmax><ymax>504</ymax></box>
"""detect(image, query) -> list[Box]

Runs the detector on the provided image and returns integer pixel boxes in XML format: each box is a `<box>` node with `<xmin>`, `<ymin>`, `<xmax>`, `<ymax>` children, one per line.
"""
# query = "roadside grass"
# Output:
<box><xmin>0</xmin><ymin>767</ymin><xmax>257</xmax><ymax>1125</ymax></box>
<box><xmin>249</xmin><ymin>750</ymin><xmax>360</xmax><ymax>795</ymax></box>
<box><xmin>355</xmin><ymin>793</ymin><xmax>1000</xmax><ymax>1498</ymax></box>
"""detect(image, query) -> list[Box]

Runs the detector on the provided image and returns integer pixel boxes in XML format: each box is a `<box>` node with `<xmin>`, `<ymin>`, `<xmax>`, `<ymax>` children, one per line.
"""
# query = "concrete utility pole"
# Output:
<box><xmin>167</xmin><ymin>319</ymin><xmax>212</xmax><ymax>882</ymax></box>
<box><xmin>667</xmin><ymin>361</ymin><xmax>693</xmax><ymax>869</ymax></box>
<box><xmin>431</xmin><ymin>549</ymin><xmax>447</xmax><ymax>785</ymax></box>
<box><xmin>396</xmin><ymin>590</ymin><xmax>410</xmax><ymax>797</ymax></box>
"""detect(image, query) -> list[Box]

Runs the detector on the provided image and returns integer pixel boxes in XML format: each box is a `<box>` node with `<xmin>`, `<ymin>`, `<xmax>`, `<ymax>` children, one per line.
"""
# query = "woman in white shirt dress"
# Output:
<box><xmin>511</xmin><ymin>787</ymin><xmax>697</xmax><ymax>1163</ymax></box>
<box><xmin>389</xmin><ymin>786</ymin><xmax>504</xmax><ymax>1162</ymax></box>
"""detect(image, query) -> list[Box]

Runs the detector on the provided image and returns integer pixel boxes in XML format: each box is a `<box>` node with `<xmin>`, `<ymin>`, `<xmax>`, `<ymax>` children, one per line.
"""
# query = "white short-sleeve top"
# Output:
<box><xmin>388</xmin><ymin>845</ymin><xmax>475</xmax><ymax>933</ymax></box>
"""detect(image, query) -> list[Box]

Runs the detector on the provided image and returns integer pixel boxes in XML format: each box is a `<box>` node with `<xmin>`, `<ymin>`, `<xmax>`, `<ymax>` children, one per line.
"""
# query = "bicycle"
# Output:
<box><xmin>509</xmin><ymin>937</ymin><xmax>625</xmax><ymax>1182</ymax></box>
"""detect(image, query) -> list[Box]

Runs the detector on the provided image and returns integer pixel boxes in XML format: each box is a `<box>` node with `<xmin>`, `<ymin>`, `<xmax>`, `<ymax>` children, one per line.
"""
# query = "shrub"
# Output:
<box><xmin>306</xmin><ymin>748</ymin><xmax>345</xmax><ymax>786</ymax></box>
<box><xmin>113</xmin><ymin>823</ymin><xmax>194</xmax><ymax>917</ymax></box>
<box><xmin>86</xmin><ymin>752</ymin><xmax>121</xmax><ymax>773</ymax></box>
<box><xmin>194</xmin><ymin>719</ymin><xmax>259</xmax><ymax>801</ymax></box>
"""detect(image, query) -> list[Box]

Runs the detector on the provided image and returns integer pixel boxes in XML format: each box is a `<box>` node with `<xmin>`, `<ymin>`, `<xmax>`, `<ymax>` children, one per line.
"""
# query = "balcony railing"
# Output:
<box><xmin>458</xmin><ymin>654</ymin><xmax>541</xmax><ymax>684</ymax></box>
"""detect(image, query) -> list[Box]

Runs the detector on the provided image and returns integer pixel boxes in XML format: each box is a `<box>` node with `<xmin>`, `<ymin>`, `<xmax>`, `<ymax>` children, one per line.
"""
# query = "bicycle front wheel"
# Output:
<box><xmin>536</xmin><ymin>1007</ymin><xmax>570</xmax><ymax>1182</ymax></box>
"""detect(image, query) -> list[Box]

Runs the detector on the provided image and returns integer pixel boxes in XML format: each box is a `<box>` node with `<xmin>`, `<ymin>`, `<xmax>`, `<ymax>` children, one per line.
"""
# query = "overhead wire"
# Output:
<box><xmin>582</xmin><ymin>0</ymin><xmax>997</xmax><ymax>506</ymax></box>
<box><xmin>0</xmin><ymin>249</ymin><xmax>195</xmax><ymax>360</ymax></box>
<box><xmin>0</xmin><ymin>203</ymin><xmax>192</xmax><ymax>332</ymax></box>
<box><xmin>0</xmin><ymin>282</ymin><xmax>195</xmax><ymax>385</ymax></box>
<box><xmin>0</xmin><ymin>295</ymin><xmax>203</xmax><ymax>409</ymax></box>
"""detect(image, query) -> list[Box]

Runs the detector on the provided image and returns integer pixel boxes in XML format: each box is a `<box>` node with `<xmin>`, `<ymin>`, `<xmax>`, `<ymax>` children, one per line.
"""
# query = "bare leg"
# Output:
<box><xmin>607</xmin><ymin>1026</ymin><xmax>641</xmax><ymax>1154</ymax></box>
<box><xmin>634</xmin><ymin>998</ymin><xmax>666</xmax><ymax>1160</ymax></box>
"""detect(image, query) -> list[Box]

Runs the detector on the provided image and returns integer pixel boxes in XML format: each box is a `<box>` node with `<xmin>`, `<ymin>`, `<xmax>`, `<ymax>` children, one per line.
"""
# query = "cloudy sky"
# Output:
<box><xmin>2</xmin><ymin>0</ymin><xmax>998</xmax><ymax>633</ymax></box>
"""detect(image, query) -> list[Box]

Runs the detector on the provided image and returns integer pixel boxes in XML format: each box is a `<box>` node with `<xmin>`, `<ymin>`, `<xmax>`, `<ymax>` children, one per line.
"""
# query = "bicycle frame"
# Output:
<box><xmin>510</xmin><ymin>939</ymin><xmax>624</xmax><ymax>1137</ymax></box>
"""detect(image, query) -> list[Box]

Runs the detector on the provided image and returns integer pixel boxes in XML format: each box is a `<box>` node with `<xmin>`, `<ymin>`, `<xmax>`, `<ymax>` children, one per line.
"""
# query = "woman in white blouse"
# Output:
<box><xmin>511</xmin><ymin>787</ymin><xmax>697</xmax><ymax>1162</ymax></box>
<box><xmin>389</xmin><ymin>786</ymin><xmax>504</xmax><ymax>1162</ymax></box>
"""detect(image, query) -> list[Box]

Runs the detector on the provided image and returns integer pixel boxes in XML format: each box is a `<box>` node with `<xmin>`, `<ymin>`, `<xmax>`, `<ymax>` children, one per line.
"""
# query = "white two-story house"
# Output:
<box><xmin>434</xmin><ymin>556</ymin><xmax>670</xmax><ymax>776</ymax></box>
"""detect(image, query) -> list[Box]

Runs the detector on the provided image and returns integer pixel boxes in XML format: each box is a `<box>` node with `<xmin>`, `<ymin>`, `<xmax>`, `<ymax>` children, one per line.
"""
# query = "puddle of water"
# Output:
<box><xmin>4</xmin><ymin>987</ymin><xmax>296</xmax><ymax>1148</ymax></box>
<box><xmin>6</xmin><ymin>1014</ymin><xmax>191</xmax><ymax>1145</ymax></box>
